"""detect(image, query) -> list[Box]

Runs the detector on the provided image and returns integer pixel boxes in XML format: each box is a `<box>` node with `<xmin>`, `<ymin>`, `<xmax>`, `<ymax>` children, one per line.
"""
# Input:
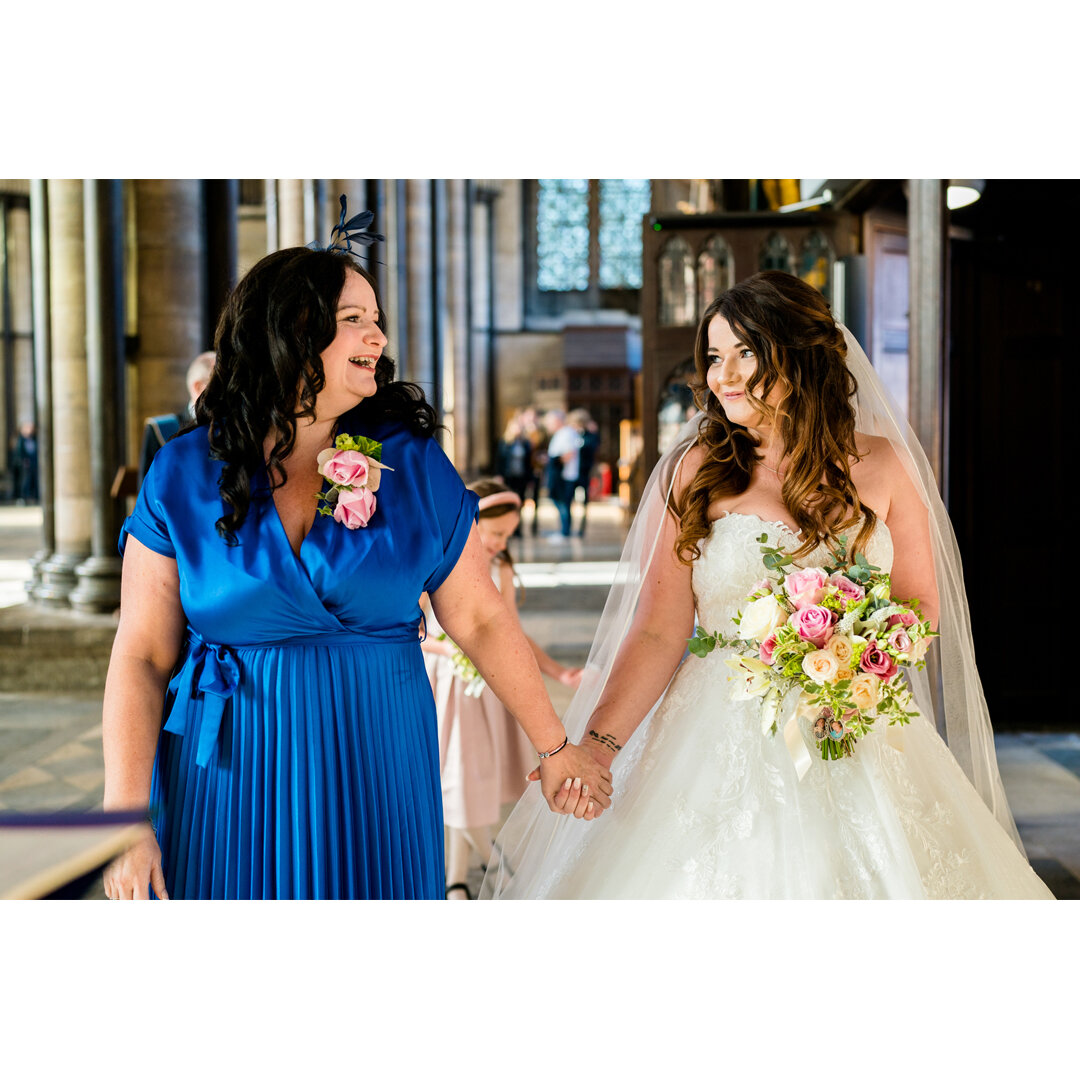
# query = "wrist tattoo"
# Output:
<box><xmin>587</xmin><ymin>730</ymin><xmax>622</xmax><ymax>754</ymax></box>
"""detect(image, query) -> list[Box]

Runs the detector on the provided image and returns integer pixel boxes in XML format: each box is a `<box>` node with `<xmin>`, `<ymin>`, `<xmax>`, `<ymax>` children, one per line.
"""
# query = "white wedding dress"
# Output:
<box><xmin>490</xmin><ymin>513</ymin><xmax>1054</xmax><ymax>899</ymax></box>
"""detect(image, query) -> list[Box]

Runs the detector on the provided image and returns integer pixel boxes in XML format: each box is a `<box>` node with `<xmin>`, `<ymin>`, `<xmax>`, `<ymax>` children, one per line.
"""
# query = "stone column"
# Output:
<box><xmin>406</xmin><ymin>179</ymin><xmax>433</xmax><ymax>393</ymax></box>
<box><xmin>907</xmin><ymin>179</ymin><xmax>946</xmax><ymax>485</ymax></box>
<box><xmin>445</xmin><ymin>179</ymin><xmax>470</xmax><ymax>469</ymax></box>
<box><xmin>71</xmin><ymin>180</ymin><xmax>124</xmax><ymax>613</ymax></box>
<box><xmin>36</xmin><ymin>180</ymin><xmax>90</xmax><ymax>606</ymax></box>
<box><xmin>277</xmin><ymin>180</ymin><xmax>305</xmax><ymax>248</ymax></box>
<box><xmin>380</xmin><ymin>180</ymin><xmax>408</xmax><ymax>375</ymax></box>
<box><xmin>133</xmin><ymin>180</ymin><xmax>204</xmax><ymax>425</ymax></box>
<box><xmin>204</xmin><ymin>179</ymin><xmax>238</xmax><ymax>341</ymax></box>
<box><xmin>27</xmin><ymin>181</ymin><xmax>54</xmax><ymax>597</ymax></box>
<box><xmin>907</xmin><ymin>178</ymin><xmax>947</xmax><ymax>732</ymax></box>
<box><xmin>265</xmin><ymin>179</ymin><xmax>279</xmax><ymax>253</ymax></box>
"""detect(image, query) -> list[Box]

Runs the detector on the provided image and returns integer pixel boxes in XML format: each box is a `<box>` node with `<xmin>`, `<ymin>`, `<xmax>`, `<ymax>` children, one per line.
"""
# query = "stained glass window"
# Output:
<box><xmin>697</xmin><ymin>235</ymin><xmax>733</xmax><ymax>315</ymax></box>
<box><xmin>658</xmin><ymin>236</ymin><xmax>695</xmax><ymax>326</ymax></box>
<box><xmin>799</xmin><ymin>230</ymin><xmax>834</xmax><ymax>300</ymax></box>
<box><xmin>598</xmin><ymin>179</ymin><xmax>651</xmax><ymax>289</ymax></box>
<box><xmin>537</xmin><ymin>179</ymin><xmax>589</xmax><ymax>292</ymax></box>
<box><xmin>759</xmin><ymin>231</ymin><xmax>795</xmax><ymax>274</ymax></box>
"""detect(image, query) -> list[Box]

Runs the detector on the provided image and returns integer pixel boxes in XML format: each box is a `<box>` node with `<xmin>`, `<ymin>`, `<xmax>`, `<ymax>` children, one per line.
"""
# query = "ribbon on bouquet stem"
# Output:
<box><xmin>760</xmin><ymin>685</ymin><xmax>813</xmax><ymax>780</ymax></box>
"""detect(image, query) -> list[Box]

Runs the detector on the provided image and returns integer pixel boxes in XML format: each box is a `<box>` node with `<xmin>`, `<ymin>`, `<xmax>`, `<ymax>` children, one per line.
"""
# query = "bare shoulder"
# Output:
<box><xmin>671</xmin><ymin>442</ymin><xmax>707</xmax><ymax>501</ymax></box>
<box><xmin>851</xmin><ymin>433</ymin><xmax>906</xmax><ymax>484</ymax></box>
<box><xmin>851</xmin><ymin>433</ymin><xmax>919</xmax><ymax>516</ymax></box>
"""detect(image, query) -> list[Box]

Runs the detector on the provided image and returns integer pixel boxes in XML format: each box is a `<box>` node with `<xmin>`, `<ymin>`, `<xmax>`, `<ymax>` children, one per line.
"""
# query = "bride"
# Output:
<box><xmin>481</xmin><ymin>270</ymin><xmax>1053</xmax><ymax>900</ymax></box>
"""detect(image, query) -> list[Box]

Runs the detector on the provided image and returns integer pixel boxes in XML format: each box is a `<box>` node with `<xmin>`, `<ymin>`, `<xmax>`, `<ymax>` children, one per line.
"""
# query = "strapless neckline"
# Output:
<box><xmin>708</xmin><ymin>510</ymin><xmax>893</xmax><ymax>555</ymax></box>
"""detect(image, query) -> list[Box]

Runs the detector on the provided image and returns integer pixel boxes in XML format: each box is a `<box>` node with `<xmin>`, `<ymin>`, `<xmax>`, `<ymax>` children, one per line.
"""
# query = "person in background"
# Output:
<box><xmin>12</xmin><ymin>422</ymin><xmax>39</xmax><ymax>504</ymax></box>
<box><xmin>421</xmin><ymin>478</ymin><xmax>584</xmax><ymax>897</ymax></box>
<box><xmin>138</xmin><ymin>351</ymin><xmax>216</xmax><ymax>485</ymax></box>
<box><xmin>568</xmin><ymin>408</ymin><xmax>599</xmax><ymax>538</ymax></box>
<box><xmin>495</xmin><ymin>412</ymin><xmax>534</xmax><ymax>537</ymax></box>
<box><xmin>543</xmin><ymin>410</ymin><xmax>582</xmax><ymax>540</ymax></box>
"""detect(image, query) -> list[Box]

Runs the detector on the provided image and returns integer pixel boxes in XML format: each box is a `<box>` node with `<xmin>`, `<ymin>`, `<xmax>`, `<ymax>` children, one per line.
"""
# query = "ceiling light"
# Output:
<box><xmin>946</xmin><ymin>180</ymin><xmax>985</xmax><ymax>210</ymax></box>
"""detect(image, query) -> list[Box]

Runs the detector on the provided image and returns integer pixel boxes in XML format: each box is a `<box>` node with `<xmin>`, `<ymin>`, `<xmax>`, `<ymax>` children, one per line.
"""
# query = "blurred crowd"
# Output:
<box><xmin>495</xmin><ymin>406</ymin><xmax>603</xmax><ymax>540</ymax></box>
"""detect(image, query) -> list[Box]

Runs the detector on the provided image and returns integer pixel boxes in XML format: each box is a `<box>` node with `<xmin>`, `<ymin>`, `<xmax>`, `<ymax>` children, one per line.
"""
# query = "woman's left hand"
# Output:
<box><xmin>533</xmin><ymin>742</ymin><xmax>613</xmax><ymax>820</ymax></box>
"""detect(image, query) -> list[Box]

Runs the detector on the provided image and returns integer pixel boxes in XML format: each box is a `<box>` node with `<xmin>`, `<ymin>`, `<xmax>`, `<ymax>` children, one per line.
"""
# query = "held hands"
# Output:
<box><xmin>529</xmin><ymin>741</ymin><xmax>613</xmax><ymax>821</ymax></box>
<box><xmin>102</xmin><ymin>826</ymin><xmax>169</xmax><ymax>900</ymax></box>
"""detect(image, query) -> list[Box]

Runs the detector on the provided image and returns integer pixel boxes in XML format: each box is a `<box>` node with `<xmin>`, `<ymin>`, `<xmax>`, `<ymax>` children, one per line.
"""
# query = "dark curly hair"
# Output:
<box><xmin>195</xmin><ymin>247</ymin><xmax>438</xmax><ymax>543</ymax></box>
<box><xmin>673</xmin><ymin>270</ymin><xmax>874</xmax><ymax>565</ymax></box>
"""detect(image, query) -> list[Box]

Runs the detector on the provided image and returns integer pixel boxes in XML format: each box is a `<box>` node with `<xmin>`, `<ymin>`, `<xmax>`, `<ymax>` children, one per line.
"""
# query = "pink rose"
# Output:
<box><xmin>859</xmin><ymin>642</ymin><xmax>898</xmax><ymax>681</ymax></box>
<box><xmin>784</xmin><ymin>567</ymin><xmax>828</xmax><ymax>610</ymax></box>
<box><xmin>887</xmin><ymin>627</ymin><xmax>913</xmax><ymax>653</ymax></box>
<box><xmin>789</xmin><ymin>605</ymin><xmax>837</xmax><ymax>647</ymax></box>
<box><xmin>887</xmin><ymin>610</ymin><xmax>917</xmax><ymax>629</ymax></box>
<box><xmin>320</xmin><ymin>450</ymin><xmax>369</xmax><ymax>489</ymax></box>
<box><xmin>759</xmin><ymin>631</ymin><xmax>779</xmax><ymax>666</ymax></box>
<box><xmin>828</xmin><ymin>572</ymin><xmax>865</xmax><ymax>604</ymax></box>
<box><xmin>333</xmin><ymin>486</ymin><xmax>376</xmax><ymax>529</ymax></box>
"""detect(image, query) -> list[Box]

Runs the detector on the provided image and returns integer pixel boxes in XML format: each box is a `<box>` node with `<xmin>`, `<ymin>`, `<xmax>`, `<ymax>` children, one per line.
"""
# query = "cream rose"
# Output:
<box><xmin>908</xmin><ymin>635</ymin><xmax>932</xmax><ymax>662</ymax></box>
<box><xmin>848</xmin><ymin>672</ymin><xmax>882</xmax><ymax>711</ymax></box>
<box><xmin>802</xmin><ymin>649</ymin><xmax>840</xmax><ymax>686</ymax></box>
<box><xmin>738</xmin><ymin>594</ymin><xmax>789</xmax><ymax>642</ymax></box>
<box><xmin>826</xmin><ymin>633</ymin><xmax>854</xmax><ymax>667</ymax></box>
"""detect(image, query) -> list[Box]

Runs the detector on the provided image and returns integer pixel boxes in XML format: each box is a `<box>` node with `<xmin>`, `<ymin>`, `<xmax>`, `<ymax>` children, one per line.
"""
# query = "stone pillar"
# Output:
<box><xmin>71</xmin><ymin>180</ymin><xmax>124</xmax><ymax>613</ymax></box>
<box><xmin>907</xmin><ymin>178</ymin><xmax>947</xmax><ymax>732</ymax></box>
<box><xmin>27</xmin><ymin>181</ymin><xmax>54</xmax><ymax>598</ymax></box>
<box><xmin>204</xmin><ymin>179</ymin><xmax>238</xmax><ymax>341</ymax></box>
<box><xmin>265</xmin><ymin>179</ymin><xmax>279</xmax><ymax>253</ymax></box>
<box><xmin>277</xmin><ymin>180</ymin><xmax>305</xmax><ymax>248</ymax></box>
<box><xmin>445</xmin><ymin>179</ymin><xmax>470</xmax><ymax>469</ymax></box>
<box><xmin>380</xmin><ymin>180</ymin><xmax>408</xmax><ymax>376</ymax></box>
<box><xmin>406</xmin><ymin>179</ymin><xmax>433</xmax><ymax>394</ymax></box>
<box><xmin>133</xmin><ymin>180</ymin><xmax>204</xmax><ymax>424</ymax></box>
<box><xmin>36</xmin><ymin>180</ymin><xmax>90</xmax><ymax>606</ymax></box>
<box><xmin>907</xmin><ymin>179</ymin><xmax>946</xmax><ymax>485</ymax></box>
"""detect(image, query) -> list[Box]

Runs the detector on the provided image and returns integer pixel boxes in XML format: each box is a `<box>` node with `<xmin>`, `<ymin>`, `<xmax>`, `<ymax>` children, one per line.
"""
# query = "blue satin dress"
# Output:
<box><xmin>119</xmin><ymin>412</ymin><xmax>479</xmax><ymax>899</ymax></box>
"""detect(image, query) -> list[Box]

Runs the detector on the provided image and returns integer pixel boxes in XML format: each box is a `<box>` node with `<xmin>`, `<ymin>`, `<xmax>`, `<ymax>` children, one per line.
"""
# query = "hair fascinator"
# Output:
<box><xmin>308</xmin><ymin>194</ymin><xmax>384</xmax><ymax>256</ymax></box>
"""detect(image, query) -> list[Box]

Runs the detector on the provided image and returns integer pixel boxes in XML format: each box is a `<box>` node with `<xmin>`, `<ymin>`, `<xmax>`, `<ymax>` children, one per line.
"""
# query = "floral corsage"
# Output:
<box><xmin>316</xmin><ymin>433</ymin><xmax>393</xmax><ymax>529</ymax></box>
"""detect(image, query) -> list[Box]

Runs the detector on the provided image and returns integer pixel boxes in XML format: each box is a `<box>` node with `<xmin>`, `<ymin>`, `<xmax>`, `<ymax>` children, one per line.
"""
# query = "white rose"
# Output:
<box><xmin>739</xmin><ymin>594</ymin><xmax>789</xmax><ymax>642</ymax></box>
<box><xmin>908</xmin><ymin>635</ymin><xmax>932</xmax><ymax>662</ymax></box>
<box><xmin>801</xmin><ymin>649</ymin><xmax>840</xmax><ymax>686</ymax></box>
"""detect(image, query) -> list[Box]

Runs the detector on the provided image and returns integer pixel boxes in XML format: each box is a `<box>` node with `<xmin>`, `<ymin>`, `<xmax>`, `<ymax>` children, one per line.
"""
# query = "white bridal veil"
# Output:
<box><xmin>480</xmin><ymin>324</ymin><xmax>1022</xmax><ymax>900</ymax></box>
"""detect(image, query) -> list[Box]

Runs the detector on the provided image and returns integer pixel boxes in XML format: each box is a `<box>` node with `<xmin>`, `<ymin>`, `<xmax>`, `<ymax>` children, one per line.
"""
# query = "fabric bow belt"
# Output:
<box><xmin>164</xmin><ymin>630</ymin><xmax>241</xmax><ymax>768</ymax></box>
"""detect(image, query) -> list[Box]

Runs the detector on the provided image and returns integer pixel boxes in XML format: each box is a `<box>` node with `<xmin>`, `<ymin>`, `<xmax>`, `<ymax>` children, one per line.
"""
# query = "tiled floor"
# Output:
<box><xmin>2</xmin><ymin>500</ymin><xmax>1078</xmax><ymax>899</ymax></box>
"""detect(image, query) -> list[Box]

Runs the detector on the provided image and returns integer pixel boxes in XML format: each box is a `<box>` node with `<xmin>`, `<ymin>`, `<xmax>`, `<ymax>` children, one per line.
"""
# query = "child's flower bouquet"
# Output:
<box><xmin>316</xmin><ymin>433</ymin><xmax>393</xmax><ymax>529</ymax></box>
<box><xmin>437</xmin><ymin>634</ymin><xmax>486</xmax><ymax>697</ymax></box>
<box><xmin>688</xmin><ymin>533</ymin><xmax>937</xmax><ymax>761</ymax></box>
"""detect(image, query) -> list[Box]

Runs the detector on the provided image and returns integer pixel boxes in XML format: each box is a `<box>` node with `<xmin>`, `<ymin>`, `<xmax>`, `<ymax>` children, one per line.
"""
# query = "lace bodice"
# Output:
<box><xmin>693</xmin><ymin>512</ymin><xmax>894</xmax><ymax>635</ymax></box>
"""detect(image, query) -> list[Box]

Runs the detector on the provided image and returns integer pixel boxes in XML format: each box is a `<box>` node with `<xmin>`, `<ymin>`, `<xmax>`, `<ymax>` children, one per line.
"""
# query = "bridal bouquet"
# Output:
<box><xmin>688</xmin><ymin>533</ymin><xmax>937</xmax><ymax>761</ymax></box>
<box><xmin>437</xmin><ymin>633</ymin><xmax>487</xmax><ymax>697</ymax></box>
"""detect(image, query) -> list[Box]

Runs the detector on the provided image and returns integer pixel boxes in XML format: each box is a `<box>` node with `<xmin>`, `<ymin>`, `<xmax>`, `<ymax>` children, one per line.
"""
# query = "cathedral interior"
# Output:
<box><xmin>0</xmin><ymin>178</ymin><xmax>1077</xmax><ymax>901</ymax></box>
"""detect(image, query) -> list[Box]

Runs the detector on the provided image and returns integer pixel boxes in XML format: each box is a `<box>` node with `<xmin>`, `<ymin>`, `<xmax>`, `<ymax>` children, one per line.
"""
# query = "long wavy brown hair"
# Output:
<box><xmin>673</xmin><ymin>271</ymin><xmax>875</xmax><ymax>565</ymax></box>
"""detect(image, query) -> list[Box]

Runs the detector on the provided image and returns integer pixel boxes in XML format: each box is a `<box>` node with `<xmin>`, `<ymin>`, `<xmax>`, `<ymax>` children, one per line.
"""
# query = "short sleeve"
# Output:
<box><xmin>421</xmin><ymin>438</ymin><xmax>480</xmax><ymax>595</ymax></box>
<box><xmin>119</xmin><ymin>452</ymin><xmax>176</xmax><ymax>559</ymax></box>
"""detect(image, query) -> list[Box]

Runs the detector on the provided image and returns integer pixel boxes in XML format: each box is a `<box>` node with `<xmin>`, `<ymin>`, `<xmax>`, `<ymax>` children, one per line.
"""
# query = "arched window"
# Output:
<box><xmin>697</xmin><ymin>234</ymin><xmax>733</xmax><ymax>314</ymax></box>
<box><xmin>799</xmin><ymin>230</ymin><xmax>834</xmax><ymax>300</ymax></box>
<box><xmin>658</xmin><ymin>235</ymin><xmax>695</xmax><ymax>326</ymax></box>
<box><xmin>759</xmin><ymin>231</ymin><xmax>795</xmax><ymax>274</ymax></box>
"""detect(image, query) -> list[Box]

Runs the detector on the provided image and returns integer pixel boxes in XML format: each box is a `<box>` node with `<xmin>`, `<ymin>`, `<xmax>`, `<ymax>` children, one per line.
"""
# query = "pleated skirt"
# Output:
<box><xmin>149</xmin><ymin>640</ymin><xmax>444</xmax><ymax>899</ymax></box>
